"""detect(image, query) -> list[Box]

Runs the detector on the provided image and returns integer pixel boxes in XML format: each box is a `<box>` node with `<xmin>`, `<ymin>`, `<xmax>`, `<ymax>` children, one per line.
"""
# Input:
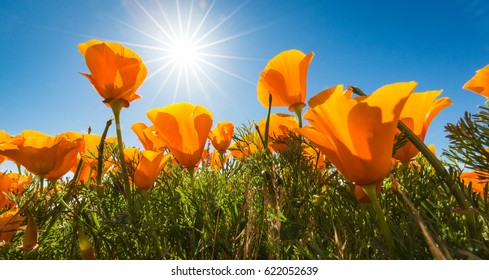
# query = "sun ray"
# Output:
<box><xmin>189</xmin><ymin>65</ymin><xmax>215</xmax><ymax>110</ymax></box>
<box><xmin>196</xmin><ymin>25</ymin><xmax>270</xmax><ymax>50</ymax></box>
<box><xmin>116</xmin><ymin>0</ymin><xmax>263</xmax><ymax>104</ymax></box>
<box><xmin>192</xmin><ymin>62</ymin><xmax>225</xmax><ymax>95</ymax></box>
<box><xmin>150</xmin><ymin>61</ymin><xmax>180</xmax><ymax>104</ymax></box>
<box><xmin>192</xmin><ymin>0</ymin><xmax>250</xmax><ymax>46</ymax></box>
<box><xmin>156</xmin><ymin>0</ymin><xmax>178</xmax><ymax>39</ymax></box>
<box><xmin>176</xmin><ymin>0</ymin><xmax>184</xmax><ymax>40</ymax></box>
<box><xmin>189</xmin><ymin>64</ymin><xmax>210</xmax><ymax>96</ymax></box>
<box><xmin>145</xmin><ymin>57</ymin><xmax>176</xmax><ymax>81</ymax></box>
<box><xmin>100</xmin><ymin>10</ymin><xmax>172</xmax><ymax>48</ymax></box>
<box><xmin>195</xmin><ymin>57</ymin><xmax>255</xmax><ymax>85</ymax></box>
<box><xmin>112</xmin><ymin>41</ymin><xmax>168</xmax><ymax>51</ymax></box>
<box><xmin>185</xmin><ymin>0</ymin><xmax>194</xmax><ymax>41</ymax></box>
<box><xmin>188</xmin><ymin>0</ymin><xmax>216</xmax><ymax>42</ymax></box>
<box><xmin>143</xmin><ymin>54</ymin><xmax>174</xmax><ymax>65</ymax></box>
<box><xmin>134</xmin><ymin>0</ymin><xmax>175</xmax><ymax>44</ymax></box>
<box><xmin>185</xmin><ymin>66</ymin><xmax>193</xmax><ymax>100</ymax></box>
<box><xmin>197</xmin><ymin>53</ymin><xmax>263</xmax><ymax>61</ymax></box>
<box><xmin>172</xmin><ymin>67</ymin><xmax>182</xmax><ymax>102</ymax></box>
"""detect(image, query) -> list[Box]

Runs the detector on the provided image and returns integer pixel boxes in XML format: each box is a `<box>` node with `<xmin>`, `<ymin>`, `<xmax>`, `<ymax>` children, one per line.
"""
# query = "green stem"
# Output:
<box><xmin>256</xmin><ymin>93</ymin><xmax>273</xmax><ymax>153</ymax></box>
<box><xmin>96</xmin><ymin>117</ymin><xmax>113</xmax><ymax>187</ymax></box>
<box><xmin>71</xmin><ymin>159</ymin><xmax>84</xmax><ymax>184</ymax></box>
<box><xmin>292</xmin><ymin>104</ymin><xmax>303</xmax><ymax>128</ymax></box>
<box><xmin>112</xmin><ymin>103</ymin><xmax>134</xmax><ymax>215</ymax></box>
<box><xmin>218</xmin><ymin>151</ymin><xmax>225</xmax><ymax>169</ymax></box>
<box><xmin>38</xmin><ymin>174</ymin><xmax>45</xmax><ymax>196</ymax></box>
<box><xmin>361</xmin><ymin>184</ymin><xmax>397</xmax><ymax>258</ymax></box>
<box><xmin>188</xmin><ymin>167</ymin><xmax>195</xmax><ymax>189</ymax></box>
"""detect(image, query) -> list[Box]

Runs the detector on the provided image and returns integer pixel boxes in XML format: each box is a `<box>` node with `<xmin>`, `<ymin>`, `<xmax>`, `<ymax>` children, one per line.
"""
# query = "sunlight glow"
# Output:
<box><xmin>170</xmin><ymin>38</ymin><xmax>199</xmax><ymax>66</ymax></box>
<box><xmin>115</xmin><ymin>0</ymin><xmax>259</xmax><ymax>104</ymax></box>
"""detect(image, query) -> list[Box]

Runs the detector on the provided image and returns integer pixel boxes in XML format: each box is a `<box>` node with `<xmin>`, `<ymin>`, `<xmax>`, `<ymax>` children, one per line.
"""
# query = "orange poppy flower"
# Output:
<box><xmin>229</xmin><ymin>132</ymin><xmax>265</xmax><ymax>159</ymax></box>
<box><xmin>257</xmin><ymin>49</ymin><xmax>314</xmax><ymax>114</ymax></box>
<box><xmin>0</xmin><ymin>173</ymin><xmax>31</xmax><ymax>209</ymax></box>
<box><xmin>131</xmin><ymin>123</ymin><xmax>167</xmax><ymax>152</ymax></box>
<box><xmin>354</xmin><ymin>183</ymin><xmax>382</xmax><ymax>204</ymax></box>
<box><xmin>460</xmin><ymin>172</ymin><xmax>489</xmax><ymax>200</ymax></box>
<box><xmin>463</xmin><ymin>64</ymin><xmax>489</xmax><ymax>98</ymax></box>
<box><xmin>201</xmin><ymin>147</ymin><xmax>228</xmax><ymax>170</ymax></box>
<box><xmin>297</xmin><ymin>82</ymin><xmax>416</xmax><ymax>185</ymax></box>
<box><xmin>78</xmin><ymin>39</ymin><xmax>148</xmax><ymax>109</ymax></box>
<box><xmin>208</xmin><ymin>122</ymin><xmax>234</xmax><ymax>153</ymax></box>
<box><xmin>393</xmin><ymin>91</ymin><xmax>452</xmax><ymax>163</ymax></box>
<box><xmin>147</xmin><ymin>103</ymin><xmax>213</xmax><ymax>169</ymax></box>
<box><xmin>124</xmin><ymin>148</ymin><xmax>169</xmax><ymax>190</ymax></box>
<box><xmin>0</xmin><ymin>130</ymin><xmax>11</xmax><ymax>143</ymax></box>
<box><xmin>0</xmin><ymin>130</ymin><xmax>12</xmax><ymax>166</ymax></box>
<box><xmin>257</xmin><ymin>113</ymin><xmax>299</xmax><ymax>152</ymax></box>
<box><xmin>76</xmin><ymin>134</ymin><xmax>117</xmax><ymax>184</ymax></box>
<box><xmin>210</xmin><ymin>150</ymin><xmax>227</xmax><ymax>169</ymax></box>
<box><xmin>0</xmin><ymin>131</ymin><xmax>82</xmax><ymax>180</ymax></box>
<box><xmin>0</xmin><ymin>209</ymin><xmax>24</xmax><ymax>245</ymax></box>
<box><xmin>0</xmin><ymin>154</ymin><xmax>6</xmax><ymax>166</ymax></box>
<box><xmin>80</xmin><ymin>134</ymin><xmax>117</xmax><ymax>167</ymax></box>
<box><xmin>71</xmin><ymin>156</ymin><xmax>96</xmax><ymax>184</ymax></box>
<box><xmin>303</xmin><ymin>146</ymin><xmax>328</xmax><ymax>171</ymax></box>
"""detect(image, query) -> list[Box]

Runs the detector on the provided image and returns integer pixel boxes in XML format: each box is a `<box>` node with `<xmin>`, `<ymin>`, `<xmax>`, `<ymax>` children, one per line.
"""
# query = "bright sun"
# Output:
<box><xmin>115</xmin><ymin>0</ymin><xmax>256</xmax><ymax>103</ymax></box>
<box><xmin>171</xmin><ymin>39</ymin><xmax>198</xmax><ymax>66</ymax></box>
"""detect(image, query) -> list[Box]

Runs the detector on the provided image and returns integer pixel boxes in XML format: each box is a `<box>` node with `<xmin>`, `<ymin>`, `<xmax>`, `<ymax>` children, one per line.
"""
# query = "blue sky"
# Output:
<box><xmin>1</xmin><ymin>0</ymin><xmax>489</xmax><ymax>172</ymax></box>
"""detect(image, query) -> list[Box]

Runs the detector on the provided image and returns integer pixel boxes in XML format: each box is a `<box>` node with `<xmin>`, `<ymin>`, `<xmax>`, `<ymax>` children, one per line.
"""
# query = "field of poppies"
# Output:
<box><xmin>1</xmin><ymin>39</ymin><xmax>489</xmax><ymax>260</ymax></box>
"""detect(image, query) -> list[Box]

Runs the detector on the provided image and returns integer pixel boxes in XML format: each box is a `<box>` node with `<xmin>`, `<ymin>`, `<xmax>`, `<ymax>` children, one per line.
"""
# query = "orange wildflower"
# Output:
<box><xmin>201</xmin><ymin>147</ymin><xmax>228</xmax><ymax>170</ymax></box>
<box><xmin>147</xmin><ymin>102</ymin><xmax>213</xmax><ymax>170</ymax></box>
<box><xmin>297</xmin><ymin>82</ymin><xmax>416</xmax><ymax>185</ymax></box>
<box><xmin>0</xmin><ymin>173</ymin><xmax>31</xmax><ymax>209</ymax></box>
<box><xmin>80</xmin><ymin>134</ymin><xmax>117</xmax><ymax>167</ymax></box>
<box><xmin>463</xmin><ymin>64</ymin><xmax>489</xmax><ymax>98</ymax></box>
<box><xmin>71</xmin><ymin>156</ymin><xmax>96</xmax><ymax>184</ymax></box>
<box><xmin>210</xmin><ymin>150</ymin><xmax>228</xmax><ymax>169</ymax></box>
<box><xmin>131</xmin><ymin>123</ymin><xmax>167</xmax><ymax>152</ymax></box>
<box><xmin>460</xmin><ymin>172</ymin><xmax>488</xmax><ymax>200</ymax></box>
<box><xmin>0</xmin><ymin>209</ymin><xmax>24</xmax><ymax>245</ymax></box>
<box><xmin>0</xmin><ymin>130</ymin><xmax>11</xmax><ymax>166</ymax></box>
<box><xmin>393</xmin><ymin>90</ymin><xmax>451</xmax><ymax>163</ymax></box>
<box><xmin>229</xmin><ymin>132</ymin><xmax>264</xmax><ymax>159</ymax></box>
<box><xmin>354</xmin><ymin>183</ymin><xmax>382</xmax><ymax>204</ymax></box>
<box><xmin>78</xmin><ymin>39</ymin><xmax>147</xmax><ymax>109</ymax></box>
<box><xmin>208</xmin><ymin>122</ymin><xmax>234</xmax><ymax>153</ymax></box>
<box><xmin>74</xmin><ymin>134</ymin><xmax>118</xmax><ymax>184</ymax></box>
<box><xmin>257</xmin><ymin>49</ymin><xmax>314</xmax><ymax>116</ymax></box>
<box><xmin>0</xmin><ymin>131</ymin><xmax>82</xmax><ymax>180</ymax></box>
<box><xmin>124</xmin><ymin>148</ymin><xmax>169</xmax><ymax>190</ymax></box>
<box><xmin>0</xmin><ymin>131</ymin><xmax>11</xmax><ymax>143</ymax></box>
<box><xmin>73</xmin><ymin>134</ymin><xmax>116</xmax><ymax>183</ymax></box>
<box><xmin>257</xmin><ymin>113</ymin><xmax>299</xmax><ymax>152</ymax></box>
<box><xmin>303</xmin><ymin>146</ymin><xmax>328</xmax><ymax>171</ymax></box>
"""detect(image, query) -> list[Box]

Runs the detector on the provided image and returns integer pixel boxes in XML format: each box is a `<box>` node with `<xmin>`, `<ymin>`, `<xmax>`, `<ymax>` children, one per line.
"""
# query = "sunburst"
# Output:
<box><xmin>110</xmin><ymin>0</ymin><xmax>261</xmax><ymax>104</ymax></box>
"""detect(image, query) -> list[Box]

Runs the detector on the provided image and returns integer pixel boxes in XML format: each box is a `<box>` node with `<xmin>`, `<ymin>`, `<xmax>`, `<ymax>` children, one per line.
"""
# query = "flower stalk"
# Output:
<box><xmin>257</xmin><ymin>93</ymin><xmax>273</xmax><ymax>152</ymax></box>
<box><xmin>96</xmin><ymin>117</ymin><xmax>113</xmax><ymax>189</ymax></box>
<box><xmin>361</xmin><ymin>183</ymin><xmax>397</xmax><ymax>258</ymax></box>
<box><xmin>111</xmin><ymin>103</ymin><xmax>134</xmax><ymax>214</ymax></box>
